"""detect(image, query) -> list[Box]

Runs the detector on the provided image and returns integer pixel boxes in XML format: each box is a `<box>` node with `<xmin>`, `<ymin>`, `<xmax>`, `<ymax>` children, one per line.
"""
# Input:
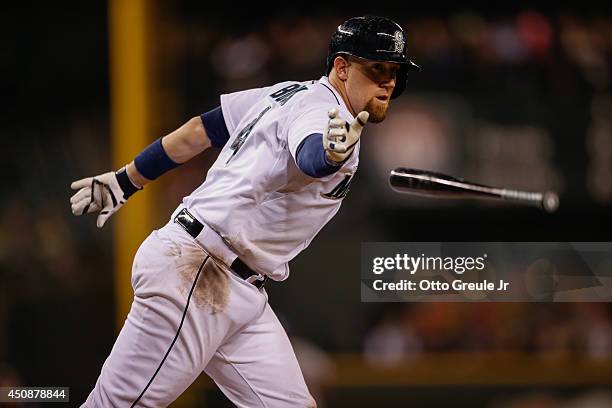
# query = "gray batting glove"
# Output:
<box><xmin>70</xmin><ymin>168</ymin><xmax>139</xmax><ymax>228</ymax></box>
<box><xmin>323</xmin><ymin>108</ymin><xmax>369</xmax><ymax>164</ymax></box>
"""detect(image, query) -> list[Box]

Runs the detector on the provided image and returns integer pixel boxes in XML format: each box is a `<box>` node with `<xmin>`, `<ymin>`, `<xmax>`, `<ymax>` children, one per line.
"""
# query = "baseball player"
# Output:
<box><xmin>70</xmin><ymin>16</ymin><xmax>419</xmax><ymax>407</ymax></box>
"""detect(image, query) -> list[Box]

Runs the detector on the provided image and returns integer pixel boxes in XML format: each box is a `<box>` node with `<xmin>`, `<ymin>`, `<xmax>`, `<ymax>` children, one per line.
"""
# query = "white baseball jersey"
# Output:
<box><xmin>179</xmin><ymin>76</ymin><xmax>360</xmax><ymax>281</ymax></box>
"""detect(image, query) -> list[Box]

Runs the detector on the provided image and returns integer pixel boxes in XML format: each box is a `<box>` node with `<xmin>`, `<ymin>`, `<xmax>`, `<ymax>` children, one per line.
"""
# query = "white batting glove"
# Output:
<box><xmin>70</xmin><ymin>168</ymin><xmax>137</xmax><ymax>228</ymax></box>
<box><xmin>323</xmin><ymin>108</ymin><xmax>369</xmax><ymax>164</ymax></box>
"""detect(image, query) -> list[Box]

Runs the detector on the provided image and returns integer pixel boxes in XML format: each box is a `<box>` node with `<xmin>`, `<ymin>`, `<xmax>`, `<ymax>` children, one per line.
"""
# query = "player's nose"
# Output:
<box><xmin>380</xmin><ymin>77</ymin><xmax>396</xmax><ymax>94</ymax></box>
<box><xmin>387</xmin><ymin>74</ymin><xmax>397</xmax><ymax>88</ymax></box>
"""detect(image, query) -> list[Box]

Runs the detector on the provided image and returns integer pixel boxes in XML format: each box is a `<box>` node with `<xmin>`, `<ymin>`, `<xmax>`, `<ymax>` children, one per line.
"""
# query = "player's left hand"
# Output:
<box><xmin>323</xmin><ymin>108</ymin><xmax>369</xmax><ymax>164</ymax></box>
<box><xmin>70</xmin><ymin>170</ymin><xmax>132</xmax><ymax>228</ymax></box>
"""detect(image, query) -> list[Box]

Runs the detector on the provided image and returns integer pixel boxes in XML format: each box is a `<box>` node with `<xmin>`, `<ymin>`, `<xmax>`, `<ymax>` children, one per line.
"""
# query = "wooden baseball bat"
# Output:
<box><xmin>389</xmin><ymin>168</ymin><xmax>559</xmax><ymax>212</ymax></box>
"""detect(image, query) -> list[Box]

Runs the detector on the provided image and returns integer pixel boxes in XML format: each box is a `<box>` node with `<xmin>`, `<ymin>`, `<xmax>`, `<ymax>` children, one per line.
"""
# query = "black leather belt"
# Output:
<box><xmin>174</xmin><ymin>208</ymin><xmax>266</xmax><ymax>289</ymax></box>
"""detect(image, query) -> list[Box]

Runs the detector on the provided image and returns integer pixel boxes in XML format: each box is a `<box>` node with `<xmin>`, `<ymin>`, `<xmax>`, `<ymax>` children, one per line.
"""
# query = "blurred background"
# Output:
<box><xmin>2</xmin><ymin>1</ymin><xmax>612</xmax><ymax>406</ymax></box>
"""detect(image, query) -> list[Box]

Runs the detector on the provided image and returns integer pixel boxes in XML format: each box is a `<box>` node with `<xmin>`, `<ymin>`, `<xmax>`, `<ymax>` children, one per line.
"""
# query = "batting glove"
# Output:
<box><xmin>323</xmin><ymin>108</ymin><xmax>369</xmax><ymax>164</ymax></box>
<box><xmin>70</xmin><ymin>167</ymin><xmax>140</xmax><ymax>228</ymax></box>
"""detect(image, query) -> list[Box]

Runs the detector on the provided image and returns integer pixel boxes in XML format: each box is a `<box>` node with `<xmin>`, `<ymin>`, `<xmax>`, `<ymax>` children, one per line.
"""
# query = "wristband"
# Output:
<box><xmin>134</xmin><ymin>138</ymin><xmax>180</xmax><ymax>180</ymax></box>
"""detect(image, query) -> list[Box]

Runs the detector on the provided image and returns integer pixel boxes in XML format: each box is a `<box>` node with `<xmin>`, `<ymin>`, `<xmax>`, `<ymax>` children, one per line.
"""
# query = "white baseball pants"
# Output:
<box><xmin>82</xmin><ymin>221</ymin><xmax>315</xmax><ymax>407</ymax></box>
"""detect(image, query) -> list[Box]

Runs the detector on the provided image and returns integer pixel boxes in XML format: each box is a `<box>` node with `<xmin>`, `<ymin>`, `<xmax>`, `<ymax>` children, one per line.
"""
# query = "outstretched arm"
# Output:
<box><xmin>294</xmin><ymin>108</ymin><xmax>369</xmax><ymax>178</ymax></box>
<box><xmin>70</xmin><ymin>112</ymin><xmax>220</xmax><ymax>228</ymax></box>
<box><xmin>126</xmin><ymin>115</ymin><xmax>211</xmax><ymax>188</ymax></box>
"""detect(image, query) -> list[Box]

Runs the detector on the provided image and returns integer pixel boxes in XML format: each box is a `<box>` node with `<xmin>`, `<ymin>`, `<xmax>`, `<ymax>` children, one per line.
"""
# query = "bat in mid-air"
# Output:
<box><xmin>389</xmin><ymin>168</ymin><xmax>559</xmax><ymax>212</ymax></box>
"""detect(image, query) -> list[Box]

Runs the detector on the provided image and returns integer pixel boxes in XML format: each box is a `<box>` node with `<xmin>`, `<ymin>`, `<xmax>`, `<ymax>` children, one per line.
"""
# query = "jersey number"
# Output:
<box><xmin>321</xmin><ymin>173</ymin><xmax>354</xmax><ymax>200</ymax></box>
<box><xmin>226</xmin><ymin>106</ymin><xmax>271</xmax><ymax>164</ymax></box>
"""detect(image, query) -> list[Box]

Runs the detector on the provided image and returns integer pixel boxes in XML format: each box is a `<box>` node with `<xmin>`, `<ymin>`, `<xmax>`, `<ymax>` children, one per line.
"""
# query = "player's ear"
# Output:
<box><xmin>333</xmin><ymin>55</ymin><xmax>350</xmax><ymax>81</ymax></box>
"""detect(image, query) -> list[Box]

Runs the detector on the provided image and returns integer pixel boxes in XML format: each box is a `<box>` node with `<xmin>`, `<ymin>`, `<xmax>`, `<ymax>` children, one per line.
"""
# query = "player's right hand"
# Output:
<box><xmin>70</xmin><ymin>169</ymin><xmax>135</xmax><ymax>228</ymax></box>
<box><xmin>323</xmin><ymin>108</ymin><xmax>369</xmax><ymax>164</ymax></box>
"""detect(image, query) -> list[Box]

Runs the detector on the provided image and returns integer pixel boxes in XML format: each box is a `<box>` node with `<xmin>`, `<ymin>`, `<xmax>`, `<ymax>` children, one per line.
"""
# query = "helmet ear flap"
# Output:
<box><xmin>391</xmin><ymin>65</ymin><xmax>408</xmax><ymax>99</ymax></box>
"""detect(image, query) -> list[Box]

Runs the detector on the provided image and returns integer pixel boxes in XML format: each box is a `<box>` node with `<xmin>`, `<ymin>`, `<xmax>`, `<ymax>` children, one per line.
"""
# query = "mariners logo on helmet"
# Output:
<box><xmin>326</xmin><ymin>16</ymin><xmax>421</xmax><ymax>99</ymax></box>
<box><xmin>393</xmin><ymin>30</ymin><xmax>405</xmax><ymax>53</ymax></box>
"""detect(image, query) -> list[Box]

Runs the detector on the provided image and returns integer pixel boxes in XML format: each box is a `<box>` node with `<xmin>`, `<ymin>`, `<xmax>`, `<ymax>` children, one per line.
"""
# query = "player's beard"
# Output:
<box><xmin>364</xmin><ymin>98</ymin><xmax>389</xmax><ymax>123</ymax></box>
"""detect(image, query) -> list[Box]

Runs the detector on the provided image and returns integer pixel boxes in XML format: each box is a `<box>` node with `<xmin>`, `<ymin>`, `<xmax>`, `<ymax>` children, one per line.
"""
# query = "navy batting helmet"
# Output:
<box><xmin>326</xmin><ymin>16</ymin><xmax>420</xmax><ymax>99</ymax></box>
